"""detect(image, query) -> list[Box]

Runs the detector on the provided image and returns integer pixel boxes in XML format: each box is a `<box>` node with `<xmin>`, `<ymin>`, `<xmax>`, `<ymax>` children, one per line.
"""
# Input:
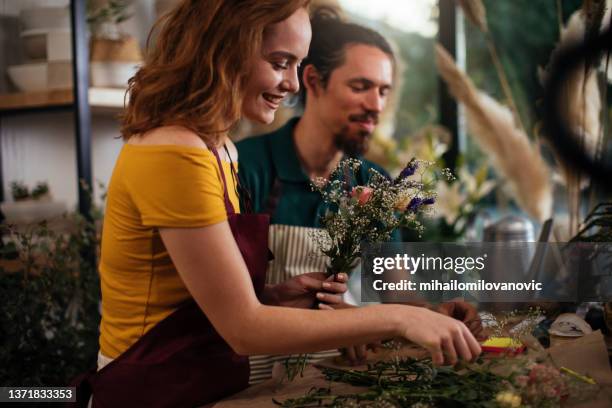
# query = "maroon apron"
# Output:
<box><xmin>73</xmin><ymin>147</ymin><xmax>270</xmax><ymax>407</ymax></box>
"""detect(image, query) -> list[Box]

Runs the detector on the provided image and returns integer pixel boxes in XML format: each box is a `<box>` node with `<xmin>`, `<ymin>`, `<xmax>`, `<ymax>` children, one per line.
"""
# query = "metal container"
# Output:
<box><xmin>481</xmin><ymin>216</ymin><xmax>536</xmax><ymax>306</ymax></box>
<box><xmin>483</xmin><ymin>215</ymin><xmax>535</xmax><ymax>242</ymax></box>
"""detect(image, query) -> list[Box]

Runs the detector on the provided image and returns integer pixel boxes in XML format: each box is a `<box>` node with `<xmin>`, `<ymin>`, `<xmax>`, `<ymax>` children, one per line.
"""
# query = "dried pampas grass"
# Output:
<box><xmin>457</xmin><ymin>0</ymin><xmax>488</xmax><ymax>32</ymax></box>
<box><xmin>435</xmin><ymin>44</ymin><xmax>552</xmax><ymax>221</ymax></box>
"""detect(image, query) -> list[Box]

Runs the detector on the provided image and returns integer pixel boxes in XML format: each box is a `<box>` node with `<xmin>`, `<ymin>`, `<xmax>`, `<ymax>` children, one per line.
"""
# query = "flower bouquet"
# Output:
<box><xmin>311</xmin><ymin>158</ymin><xmax>452</xmax><ymax>277</ymax></box>
<box><xmin>277</xmin><ymin>159</ymin><xmax>449</xmax><ymax>382</ymax></box>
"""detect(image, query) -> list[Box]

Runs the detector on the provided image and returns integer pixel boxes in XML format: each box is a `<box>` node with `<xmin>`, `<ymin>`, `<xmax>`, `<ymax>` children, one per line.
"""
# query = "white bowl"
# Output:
<box><xmin>19</xmin><ymin>7</ymin><xmax>70</xmax><ymax>31</ymax></box>
<box><xmin>7</xmin><ymin>61</ymin><xmax>72</xmax><ymax>92</ymax></box>
<box><xmin>7</xmin><ymin>62</ymin><xmax>48</xmax><ymax>92</ymax></box>
<box><xmin>90</xmin><ymin>62</ymin><xmax>139</xmax><ymax>88</ymax></box>
<box><xmin>1</xmin><ymin>200</ymin><xmax>67</xmax><ymax>224</ymax></box>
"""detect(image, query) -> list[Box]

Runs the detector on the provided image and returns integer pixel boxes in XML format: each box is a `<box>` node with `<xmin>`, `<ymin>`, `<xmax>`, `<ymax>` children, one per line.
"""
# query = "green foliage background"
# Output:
<box><xmin>0</xmin><ymin>217</ymin><xmax>100</xmax><ymax>386</ymax></box>
<box><xmin>357</xmin><ymin>0</ymin><xmax>608</xmax><ymax>144</ymax></box>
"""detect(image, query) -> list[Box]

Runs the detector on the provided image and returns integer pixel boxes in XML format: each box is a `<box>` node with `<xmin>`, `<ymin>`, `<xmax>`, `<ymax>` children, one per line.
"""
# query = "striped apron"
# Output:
<box><xmin>247</xmin><ymin>180</ymin><xmax>341</xmax><ymax>385</ymax></box>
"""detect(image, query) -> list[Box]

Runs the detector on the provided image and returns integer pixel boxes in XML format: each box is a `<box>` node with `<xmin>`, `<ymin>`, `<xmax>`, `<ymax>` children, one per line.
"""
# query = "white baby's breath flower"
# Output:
<box><xmin>311</xmin><ymin>157</ymin><xmax>445</xmax><ymax>275</ymax></box>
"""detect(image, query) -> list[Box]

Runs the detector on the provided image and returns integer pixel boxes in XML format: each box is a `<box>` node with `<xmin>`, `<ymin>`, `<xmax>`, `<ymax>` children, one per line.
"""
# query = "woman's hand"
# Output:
<box><xmin>435</xmin><ymin>301</ymin><xmax>485</xmax><ymax>340</ymax></box>
<box><xmin>399</xmin><ymin>306</ymin><xmax>482</xmax><ymax>366</ymax></box>
<box><xmin>323</xmin><ymin>302</ymin><xmax>482</xmax><ymax>366</ymax></box>
<box><xmin>261</xmin><ymin>272</ymin><xmax>348</xmax><ymax>309</ymax></box>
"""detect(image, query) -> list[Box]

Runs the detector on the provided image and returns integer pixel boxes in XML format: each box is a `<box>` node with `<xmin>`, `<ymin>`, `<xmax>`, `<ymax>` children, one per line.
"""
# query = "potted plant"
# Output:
<box><xmin>31</xmin><ymin>182</ymin><xmax>51</xmax><ymax>201</ymax></box>
<box><xmin>2</xmin><ymin>181</ymin><xmax>66</xmax><ymax>224</ymax></box>
<box><xmin>87</xmin><ymin>0</ymin><xmax>142</xmax><ymax>88</ymax></box>
<box><xmin>10</xmin><ymin>181</ymin><xmax>30</xmax><ymax>202</ymax></box>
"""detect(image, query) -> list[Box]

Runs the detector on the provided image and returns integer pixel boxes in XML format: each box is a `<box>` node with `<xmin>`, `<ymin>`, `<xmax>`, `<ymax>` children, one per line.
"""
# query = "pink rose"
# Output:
<box><xmin>351</xmin><ymin>186</ymin><xmax>373</xmax><ymax>205</ymax></box>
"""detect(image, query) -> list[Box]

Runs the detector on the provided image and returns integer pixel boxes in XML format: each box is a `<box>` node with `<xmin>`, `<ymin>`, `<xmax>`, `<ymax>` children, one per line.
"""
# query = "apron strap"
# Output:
<box><xmin>223</xmin><ymin>144</ymin><xmax>256</xmax><ymax>214</ymax></box>
<box><xmin>210</xmin><ymin>147</ymin><xmax>235</xmax><ymax>216</ymax></box>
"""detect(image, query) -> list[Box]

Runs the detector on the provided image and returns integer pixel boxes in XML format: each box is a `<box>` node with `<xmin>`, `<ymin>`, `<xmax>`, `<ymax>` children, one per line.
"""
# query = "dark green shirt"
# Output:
<box><xmin>236</xmin><ymin>117</ymin><xmax>400</xmax><ymax>240</ymax></box>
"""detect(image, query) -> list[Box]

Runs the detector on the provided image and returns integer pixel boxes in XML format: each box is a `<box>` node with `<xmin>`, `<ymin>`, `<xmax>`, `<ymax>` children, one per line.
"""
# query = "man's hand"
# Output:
<box><xmin>261</xmin><ymin>272</ymin><xmax>348</xmax><ymax>309</ymax></box>
<box><xmin>339</xmin><ymin>342</ymin><xmax>381</xmax><ymax>366</ymax></box>
<box><xmin>318</xmin><ymin>300</ymin><xmax>381</xmax><ymax>365</ymax></box>
<box><xmin>435</xmin><ymin>301</ymin><xmax>485</xmax><ymax>340</ymax></box>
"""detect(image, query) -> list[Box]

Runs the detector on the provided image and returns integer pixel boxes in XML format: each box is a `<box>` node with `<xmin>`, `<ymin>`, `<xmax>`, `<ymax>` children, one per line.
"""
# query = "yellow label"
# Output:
<box><xmin>482</xmin><ymin>337</ymin><xmax>522</xmax><ymax>348</ymax></box>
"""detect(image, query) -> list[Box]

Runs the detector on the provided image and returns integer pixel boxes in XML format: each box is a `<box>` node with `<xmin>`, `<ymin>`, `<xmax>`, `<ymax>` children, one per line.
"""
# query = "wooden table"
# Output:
<box><xmin>214</xmin><ymin>333</ymin><xmax>612</xmax><ymax>407</ymax></box>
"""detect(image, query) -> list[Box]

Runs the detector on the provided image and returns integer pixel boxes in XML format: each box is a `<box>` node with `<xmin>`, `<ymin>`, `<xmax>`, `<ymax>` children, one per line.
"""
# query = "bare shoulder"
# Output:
<box><xmin>222</xmin><ymin>139</ymin><xmax>239</xmax><ymax>162</ymax></box>
<box><xmin>127</xmin><ymin>126</ymin><xmax>208</xmax><ymax>149</ymax></box>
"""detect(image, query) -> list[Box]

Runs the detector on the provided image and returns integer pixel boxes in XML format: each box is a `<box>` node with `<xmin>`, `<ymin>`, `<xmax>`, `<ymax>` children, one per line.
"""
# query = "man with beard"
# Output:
<box><xmin>236</xmin><ymin>9</ymin><xmax>482</xmax><ymax>384</ymax></box>
<box><xmin>237</xmin><ymin>9</ymin><xmax>392</xmax><ymax>234</ymax></box>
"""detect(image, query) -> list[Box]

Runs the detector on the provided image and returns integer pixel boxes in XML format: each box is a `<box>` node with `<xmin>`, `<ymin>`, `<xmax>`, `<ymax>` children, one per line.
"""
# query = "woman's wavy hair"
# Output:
<box><xmin>121</xmin><ymin>0</ymin><xmax>310</xmax><ymax>145</ymax></box>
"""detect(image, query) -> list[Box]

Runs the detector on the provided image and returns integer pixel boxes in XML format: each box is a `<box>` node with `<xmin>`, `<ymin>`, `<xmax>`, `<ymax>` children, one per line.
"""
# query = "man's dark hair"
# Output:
<box><xmin>298</xmin><ymin>7</ymin><xmax>395</xmax><ymax>103</ymax></box>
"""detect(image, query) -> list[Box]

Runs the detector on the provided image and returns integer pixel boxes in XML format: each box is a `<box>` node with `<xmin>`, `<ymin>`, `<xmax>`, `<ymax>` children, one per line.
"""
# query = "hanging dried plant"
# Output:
<box><xmin>456</xmin><ymin>0</ymin><xmax>488</xmax><ymax>32</ymax></box>
<box><xmin>540</xmin><ymin>11</ymin><xmax>602</xmax><ymax>160</ymax></box>
<box><xmin>540</xmin><ymin>8</ymin><xmax>605</xmax><ymax>235</ymax></box>
<box><xmin>435</xmin><ymin>44</ymin><xmax>553</xmax><ymax>221</ymax></box>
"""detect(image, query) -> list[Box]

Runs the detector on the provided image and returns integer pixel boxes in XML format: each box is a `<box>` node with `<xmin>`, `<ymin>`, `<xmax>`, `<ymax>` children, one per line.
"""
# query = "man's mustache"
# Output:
<box><xmin>348</xmin><ymin>111</ymin><xmax>379</xmax><ymax>124</ymax></box>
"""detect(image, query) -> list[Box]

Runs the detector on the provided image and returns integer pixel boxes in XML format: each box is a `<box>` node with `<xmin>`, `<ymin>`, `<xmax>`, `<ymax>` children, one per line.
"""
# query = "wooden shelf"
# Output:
<box><xmin>0</xmin><ymin>87</ymin><xmax>127</xmax><ymax>114</ymax></box>
<box><xmin>0</xmin><ymin>89</ymin><xmax>73</xmax><ymax>112</ymax></box>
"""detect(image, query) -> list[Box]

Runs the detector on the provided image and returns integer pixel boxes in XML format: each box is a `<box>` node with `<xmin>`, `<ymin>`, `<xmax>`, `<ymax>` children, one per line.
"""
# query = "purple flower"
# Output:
<box><xmin>406</xmin><ymin>197</ymin><xmax>435</xmax><ymax>212</ymax></box>
<box><xmin>396</xmin><ymin>160</ymin><xmax>418</xmax><ymax>182</ymax></box>
<box><xmin>406</xmin><ymin>197</ymin><xmax>423</xmax><ymax>212</ymax></box>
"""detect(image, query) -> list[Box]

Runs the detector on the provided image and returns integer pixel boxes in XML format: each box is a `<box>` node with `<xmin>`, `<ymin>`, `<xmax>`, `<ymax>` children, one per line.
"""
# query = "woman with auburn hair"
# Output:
<box><xmin>75</xmin><ymin>0</ymin><xmax>480</xmax><ymax>406</ymax></box>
